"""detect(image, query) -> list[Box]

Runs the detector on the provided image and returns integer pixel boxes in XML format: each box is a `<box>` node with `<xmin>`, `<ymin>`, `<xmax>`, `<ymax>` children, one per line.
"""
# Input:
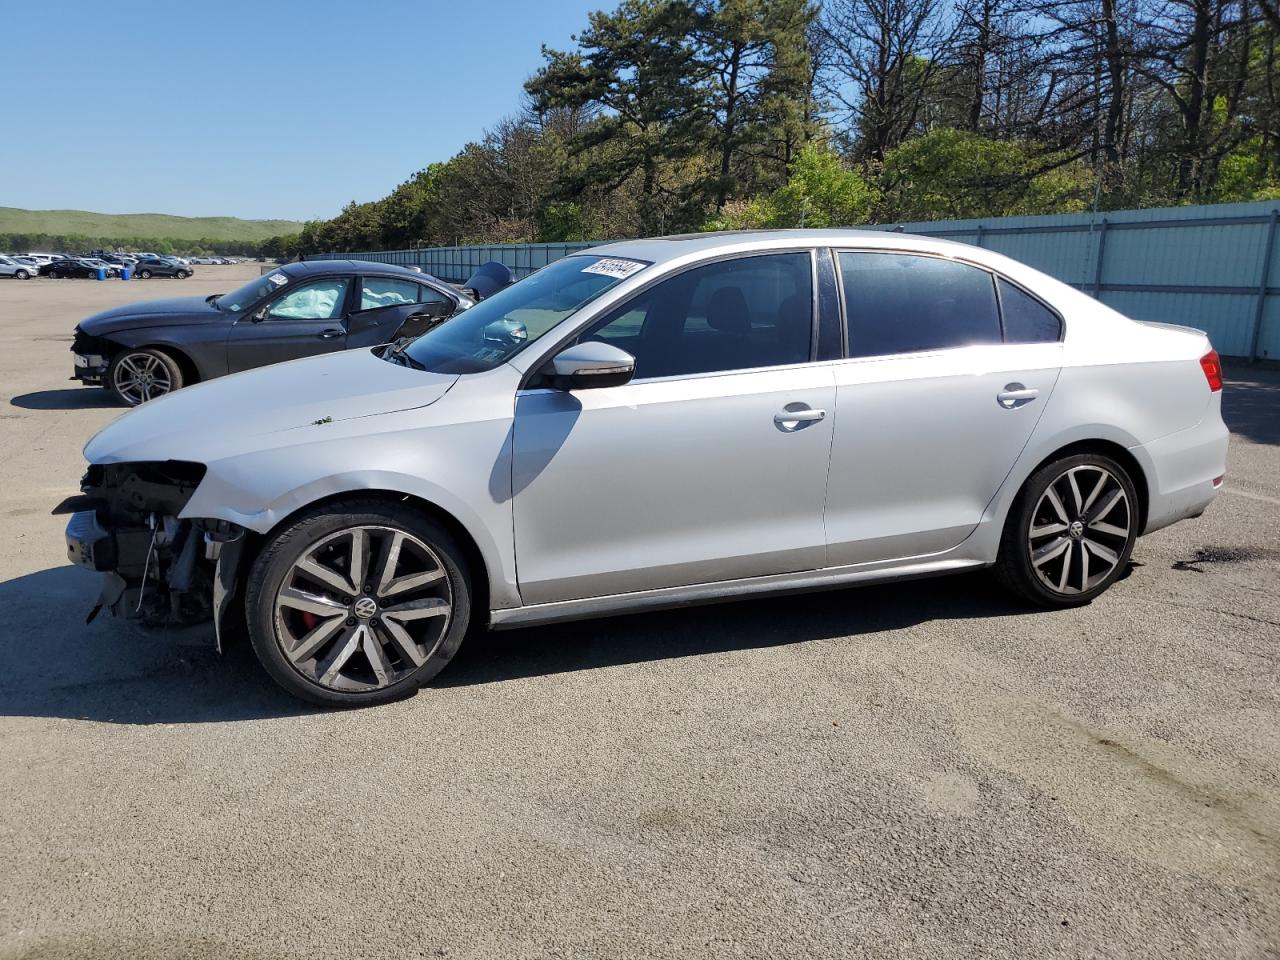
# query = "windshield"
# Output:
<box><xmin>403</xmin><ymin>255</ymin><xmax>647</xmax><ymax>374</ymax></box>
<box><xmin>217</xmin><ymin>270</ymin><xmax>292</xmax><ymax>312</ymax></box>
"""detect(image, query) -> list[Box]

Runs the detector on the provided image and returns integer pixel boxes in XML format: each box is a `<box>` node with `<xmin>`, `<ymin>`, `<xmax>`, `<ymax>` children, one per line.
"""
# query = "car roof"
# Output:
<box><xmin>586</xmin><ymin>228</ymin><xmax>987</xmax><ymax>265</ymax></box>
<box><xmin>280</xmin><ymin>259</ymin><xmax>429</xmax><ymax>280</ymax></box>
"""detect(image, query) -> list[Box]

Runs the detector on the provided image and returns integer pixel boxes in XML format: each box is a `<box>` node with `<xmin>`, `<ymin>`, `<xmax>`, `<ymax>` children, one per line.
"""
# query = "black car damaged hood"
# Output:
<box><xmin>78</xmin><ymin>296</ymin><xmax>223</xmax><ymax>336</ymax></box>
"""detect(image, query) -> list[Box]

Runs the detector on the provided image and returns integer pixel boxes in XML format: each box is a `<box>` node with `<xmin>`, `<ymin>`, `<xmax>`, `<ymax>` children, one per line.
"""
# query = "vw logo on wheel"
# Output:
<box><xmin>353</xmin><ymin>597</ymin><xmax>378</xmax><ymax>619</ymax></box>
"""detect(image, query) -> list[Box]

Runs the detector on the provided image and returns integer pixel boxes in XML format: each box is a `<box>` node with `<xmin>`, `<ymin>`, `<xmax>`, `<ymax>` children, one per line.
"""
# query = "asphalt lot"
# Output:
<box><xmin>0</xmin><ymin>267</ymin><xmax>1278</xmax><ymax>960</ymax></box>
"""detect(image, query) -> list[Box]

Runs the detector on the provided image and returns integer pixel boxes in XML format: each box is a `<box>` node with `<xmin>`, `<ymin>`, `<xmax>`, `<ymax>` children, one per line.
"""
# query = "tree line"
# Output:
<box><xmin>286</xmin><ymin>0</ymin><xmax>1280</xmax><ymax>254</ymax></box>
<box><xmin>1</xmin><ymin>232</ymin><xmax>269</xmax><ymax>258</ymax></box>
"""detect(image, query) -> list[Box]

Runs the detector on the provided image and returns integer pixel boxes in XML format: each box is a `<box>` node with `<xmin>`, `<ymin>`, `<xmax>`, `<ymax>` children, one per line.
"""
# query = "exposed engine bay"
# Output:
<box><xmin>62</xmin><ymin>461</ymin><xmax>244</xmax><ymax>643</ymax></box>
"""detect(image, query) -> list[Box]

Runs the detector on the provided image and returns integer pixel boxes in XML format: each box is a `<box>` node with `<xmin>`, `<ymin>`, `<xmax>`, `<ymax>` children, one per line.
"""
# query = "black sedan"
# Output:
<box><xmin>41</xmin><ymin>258</ymin><xmax>121</xmax><ymax>279</ymax></box>
<box><xmin>71</xmin><ymin>260</ymin><xmax>472</xmax><ymax>405</ymax></box>
<box><xmin>132</xmin><ymin>257</ymin><xmax>191</xmax><ymax>279</ymax></box>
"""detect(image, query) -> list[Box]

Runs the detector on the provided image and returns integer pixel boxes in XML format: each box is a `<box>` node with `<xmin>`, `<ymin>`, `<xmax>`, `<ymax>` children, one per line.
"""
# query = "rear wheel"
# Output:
<box><xmin>107</xmin><ymin>347</ymin><xmax>183</xmax><ymax>405</ymax></box>
<box><xmin>245</xmin><ymin>499</ymin><xmax>471</xmax><ymax>707</ymax></box>
<box><xmin>993</xmin><ymin>452</ymin><xmax>1139</xmax><ymax>607</ymax></box>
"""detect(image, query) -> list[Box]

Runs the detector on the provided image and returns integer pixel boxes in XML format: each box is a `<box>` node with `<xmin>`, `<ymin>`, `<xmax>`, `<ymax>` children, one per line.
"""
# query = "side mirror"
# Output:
<box><xmin>547</xmin><ymin>341</ymin><xmax>636</xmax><ymax>391</ymax></box>
<box><xmin>483</xmin><ymin>319</ymin><xmax>528</xmax><ymax>346</ymax></box>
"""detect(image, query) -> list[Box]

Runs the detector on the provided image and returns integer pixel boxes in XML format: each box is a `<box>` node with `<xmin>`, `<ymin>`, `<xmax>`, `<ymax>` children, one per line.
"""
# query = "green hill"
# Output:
<box><xmin>0</xmin><ymin>207</ymin><xmax>303</xmax><ymax>242</ymax></box>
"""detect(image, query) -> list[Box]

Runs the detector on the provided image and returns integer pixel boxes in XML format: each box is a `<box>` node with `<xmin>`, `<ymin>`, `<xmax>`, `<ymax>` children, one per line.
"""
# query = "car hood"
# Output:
<box><xmin>84</xmin><ymin>348</ymin><xmax>460</xmax><ymax>465</ymax></box>
<box><xmin>78</xmin><ymin>296</ymin><xmax>222</xmax><ymax>335</ymax></box>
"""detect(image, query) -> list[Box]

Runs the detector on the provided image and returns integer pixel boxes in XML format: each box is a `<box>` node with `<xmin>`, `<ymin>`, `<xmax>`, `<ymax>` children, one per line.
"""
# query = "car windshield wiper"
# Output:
<box><xmin>382</xmin><ymin>338</ymin><xmax>425</xmax><ymax>369</ymax></box>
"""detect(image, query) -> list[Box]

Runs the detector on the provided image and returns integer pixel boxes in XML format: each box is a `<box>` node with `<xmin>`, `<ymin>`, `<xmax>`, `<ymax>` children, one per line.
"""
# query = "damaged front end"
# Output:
<box><xmin>62</xmin><ymin>461</ymin><xmax>245</xmax><ymax>645</ymax></box>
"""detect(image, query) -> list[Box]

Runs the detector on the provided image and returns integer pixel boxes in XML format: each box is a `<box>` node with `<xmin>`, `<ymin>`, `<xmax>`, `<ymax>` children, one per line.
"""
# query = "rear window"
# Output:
<box><xmin>838</xmin><ymin>251</ymin><xmax>1002</xmax><ymax>357</ymax></box>
<box><xmin>998</xmin><ymin>278</ymin><xmax>1062</xmax><ymax>342</ymax></box>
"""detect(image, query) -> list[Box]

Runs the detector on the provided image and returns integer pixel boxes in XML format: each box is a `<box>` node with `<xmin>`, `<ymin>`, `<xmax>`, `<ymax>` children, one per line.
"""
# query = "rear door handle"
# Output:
<box><xmin>318</xmin><ymin>328</ymin><xmax>344</xmax><ymax>340</ymax></box>
<box><xmin>997</xmin><ymin>383</ymin><xmax>1039</xmax><ymax>409</ymax></box>
<box><xmin>774</xmin><ymin>407</ymin><xmax>826</xmax><ymax>428</ymax></box>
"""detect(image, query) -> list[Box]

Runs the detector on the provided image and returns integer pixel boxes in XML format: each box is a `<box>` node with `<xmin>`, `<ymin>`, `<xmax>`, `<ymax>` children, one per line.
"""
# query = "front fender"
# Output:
<box><xmin>98</xmin><ymin>326</ymin><xmax>224</xmax><ymax>380</ymax></box>
<box><xmin>178</xmin><ymin>397</ymin><xmax>520</xmax><ymax>610</ymax></box>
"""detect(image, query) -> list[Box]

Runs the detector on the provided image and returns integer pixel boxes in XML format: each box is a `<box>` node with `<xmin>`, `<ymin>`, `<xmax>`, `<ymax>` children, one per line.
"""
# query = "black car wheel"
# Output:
<box><xmin>106</xmin><ymin>348</ymin><xmax>183</xmax><ymax>405</ymax></box>
<box><xmin>993</xmin><ymin>451</ymin><xmax>1139</xmax><ymax>608</ymax></box>
<box><xmin>176</xmin><ymin>269</ymin><xmax>189</xmax><ymax>279</ymax></box>
<box><xmin>245</xmin><ymin>498</ymin><xmax>472</xmax><ymax>708</ymax></box>
<box><xmin>138</xmin><ymin>269</ymin><xmax>152</xmax><ymax>279</ymax></box>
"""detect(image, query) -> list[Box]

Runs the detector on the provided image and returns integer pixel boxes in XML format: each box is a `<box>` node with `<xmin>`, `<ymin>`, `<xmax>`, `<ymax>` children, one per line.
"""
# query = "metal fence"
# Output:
<box><xmin>308</xmin><ymin>199</ymin><xmax>1280</xmax><ymax>360</ymax></box>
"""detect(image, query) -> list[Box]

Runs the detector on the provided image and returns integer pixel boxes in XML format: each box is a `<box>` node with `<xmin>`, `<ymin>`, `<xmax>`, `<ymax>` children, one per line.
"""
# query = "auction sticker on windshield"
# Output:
<box><xmin>268</xmin><ymin>273</ymin><xmax>288</xmax><ymax>286</ymax></box>
<box><xmin>581</xmin><ymin>258</ymin><xmax>646</xmax><ymax>280</ymax></box>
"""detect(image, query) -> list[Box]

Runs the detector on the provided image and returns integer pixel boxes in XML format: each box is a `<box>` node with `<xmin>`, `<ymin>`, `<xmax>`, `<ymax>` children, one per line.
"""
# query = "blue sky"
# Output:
<box><xmin>0</xmin><ymin>0</ymin><xmax>601</xmax><ymax>222</ymax></box>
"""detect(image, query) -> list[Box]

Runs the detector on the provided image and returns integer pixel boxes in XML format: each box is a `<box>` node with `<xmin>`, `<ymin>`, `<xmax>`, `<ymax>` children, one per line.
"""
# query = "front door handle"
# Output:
<box><xmin>774</xmin><ymin>407</ymin><xmax>827</xmax><ymax>429</ymax></box>
<box><xmin>997</xmin><ymin>383</ymin><xmax>1039</xmax><ymax>409</ymax></box>
<box><xmin>318</xmin><ymin>328</ymin><xmax>344</xmax><ymax>340</ymax></box>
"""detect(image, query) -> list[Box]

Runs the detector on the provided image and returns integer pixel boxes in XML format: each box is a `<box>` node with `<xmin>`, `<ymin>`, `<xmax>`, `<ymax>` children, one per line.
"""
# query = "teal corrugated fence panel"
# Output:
<box><xmin>310</xmin><ymin>201</ymin><xmax>1280</xmax><ymax>358</ymax></box>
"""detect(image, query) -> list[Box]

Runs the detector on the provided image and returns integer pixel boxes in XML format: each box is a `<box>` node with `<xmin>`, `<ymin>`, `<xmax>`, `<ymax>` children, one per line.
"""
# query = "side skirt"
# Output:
<box><xmin>489</xmin><ymin>557</ymin><xmax>989</xmax><ymax>630</ymax></box>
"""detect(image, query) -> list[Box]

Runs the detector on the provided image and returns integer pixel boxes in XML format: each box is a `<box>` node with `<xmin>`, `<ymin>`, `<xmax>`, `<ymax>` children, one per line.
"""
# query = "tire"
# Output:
<box><xmin>993</xmin><ymin>452</ymin><xmax>1139</xmax><ymax>608</ymax></box>
<box><xmin>139</xmin><ymin>269</ymin><xmax>152</xmax><ymax>279</ymax></box>
<box><xmin>106</xmin><ymin>347</ymin><xmax>183</xmax><ymax>406</ymax></box>
<box><xmin>245</xmin><ymin>498</ymin><xmax>472</xmax><ymax>707</ymax></box>
<box><xmin>15</xmin><ymin>269</ymin><xmax>29</xmax><ymax>280</ymax></box>
<box><xmin>176</xmin><ymin>269</ymin><xmax>189</xmax><ymax>279</ymax></box>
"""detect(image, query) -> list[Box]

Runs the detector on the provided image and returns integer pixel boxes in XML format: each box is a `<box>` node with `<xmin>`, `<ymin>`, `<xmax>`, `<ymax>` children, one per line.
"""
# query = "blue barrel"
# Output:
<box><xmin>95</xmin><ymin>268</ymin><xmax>107</xmax><ymax>281</ymax></box>
<box><xmin>121</xmin><ymin>267</ymin><xmax>131</xmax><ymax>281</ymax></box>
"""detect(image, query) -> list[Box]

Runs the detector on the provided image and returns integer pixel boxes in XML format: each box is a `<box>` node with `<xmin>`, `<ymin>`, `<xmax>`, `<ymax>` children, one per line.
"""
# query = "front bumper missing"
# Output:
<box><xmin>72</xmin><ymin>352</ymin><xmax>108</xmax><ymax>385</ymax></box>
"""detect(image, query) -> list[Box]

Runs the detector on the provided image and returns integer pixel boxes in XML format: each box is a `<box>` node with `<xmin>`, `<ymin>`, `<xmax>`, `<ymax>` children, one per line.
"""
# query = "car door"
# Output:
<box><xmin>225</xmin><ymin>276</ymin><xmax>353</xmax><ymax>372</ymax></box>
<box><xmin>345</xmin><ymin>275</ymin><xmax>452</xmax><ymax>348</ymax></box>
<box><xmin>824</xmin><ymin>249</ymin><xmax>1064</xmax><ymax>566</ymax></box>
<box><xmin>511</xmin><ymin>250</ymin><xmax>836</xmax><ymax>605</ymax></box>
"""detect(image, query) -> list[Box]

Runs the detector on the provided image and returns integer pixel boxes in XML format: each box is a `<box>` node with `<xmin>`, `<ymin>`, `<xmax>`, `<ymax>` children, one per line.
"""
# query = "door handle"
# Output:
<box><xmin>997</xmin><ymin>383</ymin><xmax>1039</xmax><ymax>409</ymax></box>
<box><xmin>774</xmin><ymin>407</ymin><xmax>826</xmax><ymax>428</ymax></box>
<box><xmin>318</xmin><ymin>328</ymin><xmax>343</xmax><ymax>339</ymax></box>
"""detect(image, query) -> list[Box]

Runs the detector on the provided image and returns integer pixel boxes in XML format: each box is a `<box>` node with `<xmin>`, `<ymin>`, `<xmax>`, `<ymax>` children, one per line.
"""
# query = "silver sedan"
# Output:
<box><xmin>66</xmin><ymin>230</ymin><xmax>1229</xmax><ymax>706</ymax></box>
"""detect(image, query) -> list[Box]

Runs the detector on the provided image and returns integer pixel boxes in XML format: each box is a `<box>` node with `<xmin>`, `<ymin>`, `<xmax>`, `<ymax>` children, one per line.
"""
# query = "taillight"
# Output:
<box><xmin>1199</xmin><ymin>350</ymin><xmax>1223</xmax><ymax>392</ymax></box>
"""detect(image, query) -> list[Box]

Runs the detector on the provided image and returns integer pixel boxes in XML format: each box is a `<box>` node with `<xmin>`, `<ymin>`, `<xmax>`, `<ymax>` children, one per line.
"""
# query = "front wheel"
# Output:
<box><xmin>175</xmin><ymin>269</ymin><xmax>189</xmax><ymax>279</ymax></box>
<box><xmin>245</xmin><ymin>499</ymin><xmax>472</xmax><ymax>707</ymax></box>
<box><xmin>107</xmin><ymin>347</ymin><xmax>183</xmax><ymax>405</ymax></box>
<box><xmin>15</xmin><ymin>269</ymin><xmax>29</xmax><ymax>279</ymax></box>
<box><xmin>993</xmin><ymin>452</ymin><xmax>1139</xmax><ymax>607</ymax></box>
<box><xmin>139</xmin><ymin>269</ymin><xmax>152</xmax><ymax>279</ymax></box>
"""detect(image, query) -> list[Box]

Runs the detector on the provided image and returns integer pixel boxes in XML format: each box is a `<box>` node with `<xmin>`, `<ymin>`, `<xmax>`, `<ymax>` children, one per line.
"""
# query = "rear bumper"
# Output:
<box><xmin>1135</xmin><ymin>401</ymin><xmax>1230</xmax><ymax>534</ymax></box>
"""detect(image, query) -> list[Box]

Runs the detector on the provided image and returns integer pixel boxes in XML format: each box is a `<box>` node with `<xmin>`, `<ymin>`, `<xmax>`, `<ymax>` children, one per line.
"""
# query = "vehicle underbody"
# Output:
<box><xmin>63</xmin><ymin>461</ymin><xmax>243</xmax><ymax>642</ymax></box>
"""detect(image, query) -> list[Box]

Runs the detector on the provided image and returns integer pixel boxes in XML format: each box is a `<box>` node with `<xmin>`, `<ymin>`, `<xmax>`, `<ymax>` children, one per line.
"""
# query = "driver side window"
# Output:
<box><xmin>267</xmin><ymin>278</ymin><xmax>350</xmax><ymax>321</ymax></box>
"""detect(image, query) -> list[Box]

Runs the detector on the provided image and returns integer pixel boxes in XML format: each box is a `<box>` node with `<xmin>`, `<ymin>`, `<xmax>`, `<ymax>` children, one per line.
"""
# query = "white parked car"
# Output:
<box><xmin>65</xmin><ymin>230</ymin><xmax>1228</xmax><ymax>706</ymax></box>
<box><xmin>0</xmin><ymin>254</ymin><xmax>35</xmax><ymax>279</ymax></box>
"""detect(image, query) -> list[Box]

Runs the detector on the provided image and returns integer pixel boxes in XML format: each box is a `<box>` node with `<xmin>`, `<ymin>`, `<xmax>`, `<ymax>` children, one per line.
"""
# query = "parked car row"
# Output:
<box><xmin>0</xmin><ymin>252</ymin><xmax>197</xmax><ymax>279</ymax></box>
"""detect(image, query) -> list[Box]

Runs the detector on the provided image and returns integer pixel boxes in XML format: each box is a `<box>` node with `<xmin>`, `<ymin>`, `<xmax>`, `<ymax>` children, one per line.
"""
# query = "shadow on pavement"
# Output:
<box><xmin>1223</xmin><ymin>365</ymin><xmax>1280</xmax><ymax>446</ymax></box>
<box><xmin>10</xmin><ymin>388</ymin><xmax>122</xmax><ymax>411</ymax></box>
<box><xmin>439</xmin><ymin>571</ymin><xmax>1026</xmax><ymax>689</ymax></box>
<box><xmin>0</xmin><ymin>565</ymin><xmax>318</xmax><ymax>725</ymax></box>
<box><xmin>2</xmin><ymin>564</ymin><xmax>1028</xmax><ymax>721</ymax></box>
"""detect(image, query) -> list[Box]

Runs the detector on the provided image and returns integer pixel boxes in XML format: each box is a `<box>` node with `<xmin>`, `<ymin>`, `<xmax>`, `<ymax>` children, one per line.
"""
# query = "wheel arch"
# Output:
<box><xmin>226</xmin><ymin>487</ymin><xmax>494</xmax><ymax>636</ymax></box>
<box><xmin>1016</xmin><ymin>438</ymin><xmax>1150</xmax><ymax>535</ymax></box>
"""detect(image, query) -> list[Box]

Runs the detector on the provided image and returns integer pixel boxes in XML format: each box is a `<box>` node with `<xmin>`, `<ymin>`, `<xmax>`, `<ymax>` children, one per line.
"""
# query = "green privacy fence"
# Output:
<box><xmin>308</xmin><ymin>199</ymin><xmax>1280</xmax><ymax>360</ymax></box>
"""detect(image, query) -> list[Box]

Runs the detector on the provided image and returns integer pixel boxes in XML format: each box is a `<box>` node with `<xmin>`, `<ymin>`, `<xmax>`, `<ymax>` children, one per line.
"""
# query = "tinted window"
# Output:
<box><xmin>581</xmin><ymin>253</ymin><xmax>813</xmax><ymax>379</ymax></box>
<box><xmin>417</xmin><ymin>283</ymin><xmax>449</xmax><ymax>305</ymax></box>
<box><xmin>998</xmin><ymin>278</ymin><xmax>1061</xmax><ymax>342</ymax></box>
<box><xmin>838</xmin><ymin>252</ymin><xmax>1001</xmax><ymax>357</ymax></box>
